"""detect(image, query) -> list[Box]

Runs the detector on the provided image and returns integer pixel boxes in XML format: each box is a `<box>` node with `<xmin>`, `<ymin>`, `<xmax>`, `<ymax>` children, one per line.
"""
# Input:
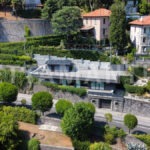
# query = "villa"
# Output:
<box><xmin>82</xmin><ymin>8</ymin><xmax>111</xmax><ymax>41</ymax></box>
<box><xmin>30</xmin><ymin>54</ymin><xmax>129</xmax><ymax>111</ymax></box>
<box><xmin>130</xmin><ymin>16</ymin><xmax>150</xmax><ymax>54</ymax></box>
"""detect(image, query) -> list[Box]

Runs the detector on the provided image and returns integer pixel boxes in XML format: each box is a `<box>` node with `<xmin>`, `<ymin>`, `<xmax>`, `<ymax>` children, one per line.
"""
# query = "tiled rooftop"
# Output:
<box><xmin>129</xmin><ymin>16</ymin><xmax>150</xmax><ymax>25</ymax></box>
<box><xmin>82</xmin><ymin>8</ymin><xmax>111</xmax><ymax>17</ymax></box>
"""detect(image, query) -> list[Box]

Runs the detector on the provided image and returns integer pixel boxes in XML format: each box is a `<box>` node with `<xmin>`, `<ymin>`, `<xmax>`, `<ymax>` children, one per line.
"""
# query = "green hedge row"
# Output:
<box><xmin>134</xmin><ymin>134</ymin><xmax>150</xmax><ymax>146</ymax></box>
<box><xmin>31</xmin><ymin>46</ymin><xmax>109</xmax><ymax>61</ymax></box>
<box><xmin>1</xmin><ymin>106</ymin><xmax>37</xmax><ymax>124</ymax></box>
<box><xmin>26</xmin><ymin>34</ymin><xmax>65</xmax><ymax>46</ymax></box>
<box><xmin>42</xmin><ymin>82</ymin><xmax>87</xmax><ymax>97</ymax></box>
<box><xmin>124</xmin><ymin>84</ymin><xmax>145</xmax><ymax>95</ymax></box>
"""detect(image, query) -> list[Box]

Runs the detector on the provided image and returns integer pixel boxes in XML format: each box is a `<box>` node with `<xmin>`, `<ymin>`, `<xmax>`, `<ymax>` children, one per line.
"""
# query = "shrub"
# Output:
<box><xmin>21</xmin><ymin>99</ymin><xmax>26</xmax><ymax>105</ymax></box>
<box><xmin>105</xmin><ymin>125</ymin><xmax>126</xmax><ymax>139</ymax></box>
<box><xmin>104</xmin><ymin>133</ymin><xmax>114</xmax><ymax>144</ymax></box>
<box><xmin>32</xmin><ymin>91</ymin><xmax>53</xmax><ymax>115</ymax></box>
<box><xmin>24</xmin><ymin>25</ymin><xmax>31</xmax><ymax>37</ymax></box>
<box><xmin>55</xmin><ymin>99</ymin><xmax>73</xmax><ymax>116</ymax></box>
<box><xmin>2</xmin><ymin>106</ymin><xmax>37</xmax><ymax>124</ymax></box>
<box><xmin>73</xmin><ymin>140</ymin><xmax>90</xmax><ymax>150</ymax></box>
<box><xmin>124</xmin><ymin>114</ymin><xmax>138</xmax><ymax>134</ymax></box>
<box><xmin>42</xmin><ymin>82</ymin><xmax>87</xmax><ymax>97</ymax></box>
<box><xmin>120</xmin><ymin>76</ymin><xmax>132</xmax><ymax>86</ymax></box>
<box><xmin>105</xmin><ymin>113</ymin><xmax>113</xmax><ymax>124</ymax></box>
<box><xmin>61</xmin><ymin>102</ymin><xmax>94</xmax><ymax>140</ymax></box>
<box><xmin>28</xmin><ymin>138</ymin><xmax>40</xmax><ymax>150</ymax></box>
<box><xmin>89</xmin><ymin>142</ymin><xmax>112</xmax><ymax>150</ymax></box>
<box><xmin>124</xmin><ymin>84</ymin><xmax>145</xmax><ymax>95</ymax></box>
<box><xmin>134</xmin><ymin>134</ymin><xmax>150</xmax><ymax>146</ymax></box>
<box><xmin>0</xmin><ymin>82</ymin><xmax>18</xmax><ymax>103</ymax></box>
<box><xmin>132</xmin><ymin>67</ymin><xmax>148</xmax><ymax>77</ymax></box>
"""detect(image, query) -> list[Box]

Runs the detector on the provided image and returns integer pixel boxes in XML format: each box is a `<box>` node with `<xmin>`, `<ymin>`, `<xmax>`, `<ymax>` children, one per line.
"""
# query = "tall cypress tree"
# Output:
<box><xmin>109</xmin><ymin>0</ymin><xmax>127</xmax><ymax>55</ymax></box>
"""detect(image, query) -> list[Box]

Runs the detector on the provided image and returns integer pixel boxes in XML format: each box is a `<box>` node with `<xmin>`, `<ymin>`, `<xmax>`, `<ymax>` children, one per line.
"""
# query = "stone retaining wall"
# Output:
<box><xmin>33</xmin><ymin>85</ymin><xmax>89</xmax><ymax>103</ymax></box>
<box><xmin>0</xmin><ymin>19</ymin><xmax>52</xmax><ymax>42</ymax></box>
<box><xmin>123</xmin><ymin>98</ymin><xmax>150</xmax><ymax>117</ymax></box>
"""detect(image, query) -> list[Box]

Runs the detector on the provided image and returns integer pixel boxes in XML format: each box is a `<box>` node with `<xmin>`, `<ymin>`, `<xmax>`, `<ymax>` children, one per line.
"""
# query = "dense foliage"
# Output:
<box><xmin>61</xmin><ymin>102</ymin><xmax>95</xmax><ymax>140</ymax></box>
<box><xmin>55</xmin><ymin>99</ymin><xmax>73</xmax><ymax>116</ymax></box>
<box><xmin>1</xmin><ymin>106</ymin><xmax>37</xmax><ymax>124</ymax></box>
<box><xmin>139</xmin><ymin>0</ymin><xmax>150</xmax><ymax>15</ymax></box>
<box><xmin>51</xmin><ymin>6</ymin><xmax>82</xmax><ymax>36</ymax></box>
<box><xmin>109</xmin><ymin>0</ymin><xmax>127</xmax><ymax>54</ymax></box>
<box><xmin>28</xmin><ymin>138</ymin><xmax>40</xmax><ymax>150</ymax></box>
<box><xmin>89</xmin><ymin>142</ymin><xmax>112</xmax><ymax>150</ymax></box>
<box><xmin>32</xmin><ymin>91</ymin><xmax>53</xmax><ymax>114</ymax></box>
<box><xmin>124</xmin><ymin>114</ymin><xmax>138</xmax><ymax>133</ymax></box>
<box><xmin>42</xmin><ymin>82</ymin><xmax>87</xmax><ymax>97</ymax></box>
<box><xmin>0</xmin><ymin>112</ymin><xmax>19</xmax><ymax>150</ymax></box>
<box><xmin>104</xmin><ymin>125</ymin><xmax>126</xmax><ymax>144</ymax></box>
<box><xmin>73</xmin><ymin>140</ymin><xmax>90</xmax><ymax>150</ymax></box>
<box><xmin>0</xmin><ymin>82</ymin><xmax>18</xmax><ymax>103</ymax></box>
<box><xmin>124</xmin><ymin>84</ymin><xmax>145</xmax><ymax>95</ymax></box>
<box><xmin>134</xmin><ymin>134</ymin><xmax>150</xmax><ymax>147</ymax></box>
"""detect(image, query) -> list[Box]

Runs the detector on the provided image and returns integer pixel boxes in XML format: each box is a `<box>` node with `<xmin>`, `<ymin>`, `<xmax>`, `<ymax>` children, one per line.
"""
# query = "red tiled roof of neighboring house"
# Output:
<box><xmin>129</xmin><ymin>16</ymin><xmax>150</xmax><ymax>26</ymax></box>
<box><xmin>82</xmin><ymin>8</ymin><xmax>111</xmax><ymax>17</ymax></box>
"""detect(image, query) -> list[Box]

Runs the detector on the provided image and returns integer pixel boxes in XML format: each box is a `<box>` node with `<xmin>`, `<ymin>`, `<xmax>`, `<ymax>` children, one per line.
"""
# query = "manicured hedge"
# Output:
<box><xmin>120</xmin><ymin>76</ymin><xmax>132</xmax><ymax>86</ymax></box>
<box><xmin>134</xmin><ymin>134</ymin><xmax>150</xmax><ymax>146</ymax></box>
<box><xmin>1</xmin><ymin>106</ymin><xmax>37</xmax><ymax>124</ymax></box>
<box><xmin>42</xmin><ymin>82</ymin><xmax>87</xmax><ymax>97</ymax></box>
<box><xmin>26</xmin><ymin>34</ymin><xmax>66</xmax><ymax>46</ymax></box>
<box><xmin>124</xmin><ymin>84</ymin><xmax>145</xmax><ymax>95</ymax></box>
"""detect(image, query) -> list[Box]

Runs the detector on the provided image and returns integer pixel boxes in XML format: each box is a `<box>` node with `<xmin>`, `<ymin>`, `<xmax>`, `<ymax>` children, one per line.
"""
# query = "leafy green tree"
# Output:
<box><xmin>139</xmin><ymin>0</ymin><xmax>150</xmax><ymax>15</ymax></box>
<box><xmin>32</xmin><ymin>91</ymin><xmax>53</xmax><ymax>115</ymax></box>
<box><xmin>0</xmin><ymin>112</ymin><xmax>19</xmax><ymax>150</ymax></box>
<box><xmin>51</xmin><ymin>6</ymin><xmax>83</xmax><ymax>36</ymax></box>
<box><xmin>61</xmin><ymin>102</ymin><xmax>95</xmax><ymax>140</ymax></box>
<box><xmin>28</xmin><ymin>138</ymin><xmax>40</xmax><ymax>150</ymax></box>
<box><xmin>89</xmin><ymin>142</ymin><xmax>112</xmax><ymax>150</ymax></box>
<box><xmin>13</xmin><ymin>71</ymin><xmax>27</xmax><ymax>89</ymax></box>
<box><xmin>109</xmin><ymin>0</ymin><xmax>127</xmax><ymax>54</ymax></box>
<box><xmin>41</xmin><ymin>0</ymin><xmax>58</xmax><ymax>19</ymax></box>
<box><xmin>105</xmin><ymin>113</ymin><xmax>113</xmax><ymax>124</ymax></box>
<box><xmin>124</xmin><ymin>114</ymin><xmax>138</xmax><ymax>134</ymax></box>
<box><xmin>0</xmin><ymin>82</ymin><xmax>18</xmax><ymax>103</ymax></box>
<box><xmin>0</xmin><ymin>69</ymin><xmax>12</xmax><ymax>83</ymax></box>
<box><xmin>55</xmin><ymin>99</ymin><xmax>73</xmax><ymax>116</ymax></box>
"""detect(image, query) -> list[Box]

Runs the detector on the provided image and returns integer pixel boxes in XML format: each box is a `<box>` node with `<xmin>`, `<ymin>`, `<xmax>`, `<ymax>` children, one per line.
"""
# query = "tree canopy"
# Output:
<box><xmin>51</xmin><ymin>6</ymin><xmax>83</xmax><ymax>36</ymax></box>
<box><xmin>0</xmin><ymin>112</ymin><xmax>19</xmax><ymax>150</ymax></box>
<box><xmin>0</xmin><ymin>82</ymin><xmax>18</xmax><ymax>103</ymax></box>
<box><xmin>139</xmin><ymin>0</ymin><xmax>150</xmax><ymax>15</ymax></box>
<box><xmin>31</xmin><ymin>91</ymin><xmax>53</xmax><ymax>114</ymax></box>
<box><xmin>124</xmin><ymin>114</ymin><xmax>138</xmax><ymax>133</ymax></box>
<box><xmin>109</xmin><ymin>0</ymin><xmax>127</xmax><ymax>54</ymax></box>
<box><xmin>61</xmin><ymin>102</ymin><xmax>95</xmax><ymax>140</ymax></box>
<box><xmin>55</xmin><ymin>99</ymin><xmax>73</xmax><ymax>116</ymax></box>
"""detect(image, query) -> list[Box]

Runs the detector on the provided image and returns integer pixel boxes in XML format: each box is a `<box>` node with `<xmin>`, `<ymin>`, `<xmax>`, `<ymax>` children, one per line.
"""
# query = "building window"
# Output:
<box><xmin>103</xmin><ymin>28</ymin><xmax>106</xmax><ymax>35</ymax></box>
<box><xmin>144</xmin><ymin>27</ymin><xmax>146</xmax><ymax>33</ymax></box>
<box><xmin>143</xmin><ymin>37</ymin><xmax>146</xmax><ymax>43</ymax></box>
<box><xmin>86</xmin><ymin>18</ymin><xmax>88</xmax><ymax>24</ymax></box>
<box><xmin>94</xmin><ymin>18</ymin><xmax>96</xmax><ymax>25</ymax></box>
<box><xmin>103</xmin><ymin>18</ymin><xmax>105</xmax><ymax>24</ymax></box>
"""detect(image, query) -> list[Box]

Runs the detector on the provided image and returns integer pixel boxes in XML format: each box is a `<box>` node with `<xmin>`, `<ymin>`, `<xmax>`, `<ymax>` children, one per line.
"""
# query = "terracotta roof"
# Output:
<box><xmin>82</xmin><ymin>8</ymin><xmax>111</xmax><ymax>17</ymax></box>
<box><xmin>129</xmin><ymin>16</ymin><xmax>150</xmax><ymax>26</ymax></box>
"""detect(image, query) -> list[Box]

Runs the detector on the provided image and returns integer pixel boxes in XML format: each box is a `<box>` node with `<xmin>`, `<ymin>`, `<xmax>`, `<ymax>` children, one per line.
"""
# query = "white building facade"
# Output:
<box><xmin>82</xmin><ymin>8</ymin><xmax>111</xmax><ymax>41</ymax></box>
<box><xmin>130</xmin><ymin>16</ymin><xmax>150</xmax><ymax>54</ymax></box>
